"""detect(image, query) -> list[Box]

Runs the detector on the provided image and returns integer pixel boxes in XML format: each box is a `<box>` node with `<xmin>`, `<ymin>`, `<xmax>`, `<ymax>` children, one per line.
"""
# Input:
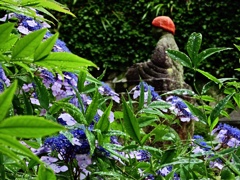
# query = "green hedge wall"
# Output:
<box><xmin>54</xmin><ymin>0</ymin><xmax>240</xmax><ymax>82</ymax></box>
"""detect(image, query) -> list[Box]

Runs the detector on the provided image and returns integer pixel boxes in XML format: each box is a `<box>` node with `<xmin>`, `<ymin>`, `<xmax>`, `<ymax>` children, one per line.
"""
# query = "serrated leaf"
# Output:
<box><xmin>138</xmin><ymin>81</ymin><xmax>145</xmax><ymax>110</ymax></box>
<box><xmin>93</xmin><ymin>171</ymin><xmax>124</xmax><ymax>178</ymax></box>
<box><xmin>0</xmin><ymin>33</ymin><xmax>19</xmax><ymax>53</ymax></box>
<box><xmin>34</xmin><ymin>76</ymin><xmax>49</xmax><ymax>109</ymax></box>
<box><xmin>14</xmin><ymin>61</ymin><xmax>34</xmax><ymax>77</ymax></box>
<box><xmin>162</xmin><ymin>88</ymin><xmax>196</xmax><ymax>96</ymax></box>
<box><xmin>12</xmin><ymin>28</ymin><xmax>47</xmax><ymax>59</ymax></box>
<box><xmin>148</xmin><ymin>100</ymin><xmax>172</xmax><ymax>109</ymax></box>
<box><xmin>0</xmin><ymin>22</ymin><xmax>15</xmax><ymax>45</ymax></box>
<box><xmin>0</xmin><ymin>116</ymin><xmax>65</xmax><ymax>138</ymax></box>
<box><xmin>22</xmin><ymin>91</ymin><xmax>33</xmax><ymax>115</ymax></box>
<box><xmin>167</xmin><ymin>49</ymin><xmax>192</xmax><ymax>68</ymax></box>
<box><xmin>85</xmin><ymin>90</ymin><xmax>100</xmax><ymax>125</ymax></box>
<box><xmin>85</xmin><ymin>129</ymin><xmax>95</xmax><ymax>155</ymax></box>
<box><xmin>233</xmin><ymin>93</ymin><xmax>240</xmax><ymax>107</ymax></box>
<box><xmin>34</xmin><ymin>32</ymin><xmax>59</xmax><ymax>61</ymax></box>
<box><xmin>122</xmin><ymin>96</ymin><xmax>141</xmax><ymax>144</ymax></box>
<box><xmin>197</xmin><ymin>69</ymin><xmax>221</xmax><ymax>84</ymax></box>
<box><xmin>187</xmin><ymin>32</ymin><xmax>202</xmax><ymax>66</ymax></box>
<box><xmin>0</xmin><ymin>81</ymin><xmax>17</xmax><ymax>122</ymax></box>
<box><xmin>35</xmin><ymin>52</ymin><xmax>97</xmax><ymax>71</ymax></box>
<box><xmin>38</xmin><ymin>1</ymin><xmax>75</xmax><ymax>17</ymax></box>
<box><xmin>0</xmin><ymin>134</ymin><xmax>40</xmax><ymax>163</ymax></box>
<box><xmin>0</xmin><ymin>145</ymin><xmax>26</xmax><ymax>169</ymax></box>
<box><xmin>196</xmin><ymin>47</ymin><xmax>232</xmax><ymax>67</ymax></box>
<box><xmin>96</xmin><ymin>101</ymin><xmax>112</xmax><ymax>133</ymax></box>
<box><xmin>210</xmin><ymin>93</ymin><xmax>234</xmax><ymax>125</ymax></box>
<box><xmin>77</xmin><ymin>70</ymin><xmax>87</xmax><ymax>92</ymax></box>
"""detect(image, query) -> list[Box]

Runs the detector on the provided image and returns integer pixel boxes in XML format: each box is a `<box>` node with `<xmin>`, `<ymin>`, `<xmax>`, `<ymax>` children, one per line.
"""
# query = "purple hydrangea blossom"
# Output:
<box><xmin>40</xmin><ymin>69</ymin><xmax>55</xmax><ymax>88</ymax></box>
<box><xmin>192</xmin><ymin>135</ymin><xmax>211</xmax><ymax>154</ymax></box>
<box><xmin>44</xmin><ymin>129</ymin><xmax>90</xmax><ymax>162</ymax></box>
<box><xmin>41</xmin><ymin>156</ymin><xmax>68</xmax><ymax>173</ymax></box>
<box><xmin>166</xmin><ymin>96</ymin><xmax>198</xmax><ymax>122</ymax></box>
<box><xmin>98</xmin><ymin>82</ymin><xmax>120</xmax><ymax>103</ymax></box>
<box><xmin>212</xmin><ymin>123</ymin><xmax>240</xmax><ymax>148</ymax></box>
<box><xmin>131</xmin><ymin>82</ymin><xmax>161</xmax><ymax>101</ymax></box>
<box><xmin>58</xmin><ymin>113</ymin><xmax>77</xmax><ymax>126</ymax></box>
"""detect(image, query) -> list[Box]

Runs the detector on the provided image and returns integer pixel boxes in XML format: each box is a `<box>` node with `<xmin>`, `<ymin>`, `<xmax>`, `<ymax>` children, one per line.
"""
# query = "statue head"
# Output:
<box><xmin>151</xmin><ymin>16</ymin><xmax>175</xmax><ymax>36</ymax></box>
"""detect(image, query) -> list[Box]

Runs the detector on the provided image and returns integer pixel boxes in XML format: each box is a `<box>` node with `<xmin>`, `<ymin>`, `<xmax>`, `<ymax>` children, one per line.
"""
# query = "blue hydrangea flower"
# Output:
<box><xmin>58</xmin><ymin>113</ymin><xmax>77</xmax><ymax>126</ymax></box>
<box><xmin>166</xmin><ymin>96</ymin><xmax>198</xmax><ymax>122</ymax></box>
<box><xmin>135</xmin><ymin>150</ymin><xmax>151</xmax><ymax>162</ymax></box>
<box><xmin>44</xmin><ymin>129</ymin><xmax>90</xmax><ymax>162</ymax></box>
<box><xmin>98</xmin><ymin>82</ymin><xmax>120</xmax><ymax>103</ymax></box>
<box><xmin>192</xmin><ymin>135</ymin><xmax>211</xmax><ymax>153</ymax></box>
<box><xmin>131</xmin><ymin>81</ymin><xmax>161</xmax><ymax>101</ymax></box>
<box><xmin>212</xmin><ymin>123</ymin><xmax>240</xmax><ymax>148</ymax></box>
<box><xmin>40</xmin><ymin>69</ymin><xmax>55</xmax><ymax>88</ymax></box>
<box><xmin>44</xmin><ymin>32</ymin><xmax>71</xmax><ymax>52</ymax></box>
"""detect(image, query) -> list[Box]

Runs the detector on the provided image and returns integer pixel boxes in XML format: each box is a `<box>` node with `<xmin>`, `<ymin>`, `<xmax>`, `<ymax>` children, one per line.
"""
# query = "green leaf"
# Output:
<box><xmin>196</xmin><ymin>69</ymin><xmax>221</xmax><ymax>84</ymax></box>
<box><xmin>0</xmin><ymin>23</ymin><xmax>15</xmax><ymax>45</ymax></box>
<box><xmin>37</xmin><ymin>164</ymin><xmax>56</xmax><ymax>180</ymax></box>
<box><xmin>34</xmin><ymin>76</ymin><xmax>49</xmax><ymax>109</ymax></box>
<box><xmin>85</xmin><ymin>90</ymin><xmax>100</xmax><ymax>125</ymax></box>
<box><xmin>0</xmin><ymin>81</ymin><xmax>17</xmax><ymax>122</ymax></box>
<box><xmin>220</xmin><ymin>168</ymin><xmax>235</xmax><ymax>180</ymax></box>
<box><xmin>167</xmin><ymin>49</ymin><xmax>192</xmax><ymax>68</ymax></box>
<box><xmin>96</xmin><ymin>102</ymin><xmax>112</xmax><ymax>133</ymax></box>
<box><xmin>160</xmin><ymin>149</ymin><xmax>177</xmax><ymax>165</ymax></box>
<box><xmin>234</xmin><ymin>93</ymin><xmax>240</xmax><ymax>107</ymax></box>
<box><xmin>93</xmin><ymin>172</ymin><xmax>124</xmax><ymax>178</ymax></box>
<box><xmin>0</xmin><ymin>145</ymin><xmax>25</xmax><ymax>167</ymax></box>
<box><xmin>38</xmin><ymin>0</ymin><xmax>75</xmax><ymax>17</ymax></box>
<box><xmin>34</xmin><ymin>32</ymin><xmax>59</xmax><ymax>61</ymax></box>
<box><xmin>210</xmin><ymin>93</ymin><xmax>234</xmax><ymax>127</ymax></box>
<box><xmin>13</xmin><ymin>61</ymin><xmax>34</xmax><ymax>77</ymax></box>
<box><xmin>196</xmin><ymin>47</ymin><xmax>232</xmax><ymax>67</ymax></box>
<box><xmin>162</xmin><ymin>88</ymin><xmax>196</xmax><ymax>96</ymax></box>
<box><xmin>0</xmin><ymin>134</ymin><xmax>40</xmax><ymax>163</ymax></box>
<box><xmin>22</xmin><ymin>91</ymin><xmax>33</xmax><ymax>115</ymax></box>
<box><xmin>77</xmin><ymin>70</ymin><xmax>87</xmax><ymax>92</ymax></box>
<box><xmin>35</xmin><ymin>52</ymin><xmax>97</xmax><ymax>71</ymax></box>
<box><xmin>12</xmin><ymin>28</ymin><xmax>47</xmax><ymax>59</ymax></box>
<box><xmin>184</xmin><ymin>101</ymin><xmax>207</xmax><ymax>124</ymax></box>
<box><xmin>0</xmin><ymin>116</ymin><xmax>65</xmax><ymax>138</ymax></box>
<box><xmin>148</xmin><ymin>100</ymin><xmax>172</xmax><ymax>109</ymax></box>
<box><xmin>85</xmin><ymin>129</ymin><xmax>95</xmax><ymax>155</ymax></box>
<box><xmin>187</xmin><ymin>32</ymin><xmax>202</xmax><ymax>67</ymax></box>
<box><xmin>122</xmin><ymin>96</ymin><xmax>141</xmax><ymax>144</ymax></box>
<box><xmin>0</xmin><ymin>33</ymin><xmax>19</xmax><ymax>53</ymax></box>
<box><xmin>234</xmin><ymin>44</ymin><xmax>240</xmax><ymax>51</ymax></box>
<box><xmin>138</xmin><ymin>81</ymin><xmax>145</xmax><ymax>110</ymax></box>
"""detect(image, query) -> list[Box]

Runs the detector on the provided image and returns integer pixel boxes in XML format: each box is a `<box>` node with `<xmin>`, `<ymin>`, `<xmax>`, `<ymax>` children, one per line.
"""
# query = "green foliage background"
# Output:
<box><xmin>53</xmin><ymin>0</ymin><xmax>240</xmax><ymax>82</ymax></box>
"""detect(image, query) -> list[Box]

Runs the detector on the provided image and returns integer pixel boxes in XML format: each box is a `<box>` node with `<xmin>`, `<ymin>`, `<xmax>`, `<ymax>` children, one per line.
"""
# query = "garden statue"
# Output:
<box><xmin>125</xmin><ymin>16</ymin><xmax>191</xmax><ymax>93</ymax></box>
<box><xmin>126</xmin><ymin>16</ymin><xmax>194</xmax><ymax>141</ymax></box>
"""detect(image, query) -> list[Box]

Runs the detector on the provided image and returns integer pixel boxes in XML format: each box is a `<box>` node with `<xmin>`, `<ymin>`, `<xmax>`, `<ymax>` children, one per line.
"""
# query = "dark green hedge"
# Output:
<box><xmin>53</xmin><ymin>0</ymin><xmax>240</xmax><ymax>81</ymax></box>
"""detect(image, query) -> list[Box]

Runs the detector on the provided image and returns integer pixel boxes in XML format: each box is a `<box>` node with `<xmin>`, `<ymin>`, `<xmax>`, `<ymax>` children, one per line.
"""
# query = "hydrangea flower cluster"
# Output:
<box><xmin>166</xmin><ymin>96</ymin><xmax>198</xmax><ymax>122</ymax></box>
<box><xmin>192</xmin><ymin>135</ymin><xmax>211</xmax><ymax>154</ymax></box>
<box><xmin>212</xmin><ymin>123</ymin><xmax>240</xmax><ymax>148</ymax></box>
<box><xmin>131</xmin><ymin>81</ymin><xmax>161</xmax><ymax>101</ymax></box>
<box><xmin>44</xmin><ymin>129</ymin><xmax>90</xmax><ymax>162</ymax></box>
